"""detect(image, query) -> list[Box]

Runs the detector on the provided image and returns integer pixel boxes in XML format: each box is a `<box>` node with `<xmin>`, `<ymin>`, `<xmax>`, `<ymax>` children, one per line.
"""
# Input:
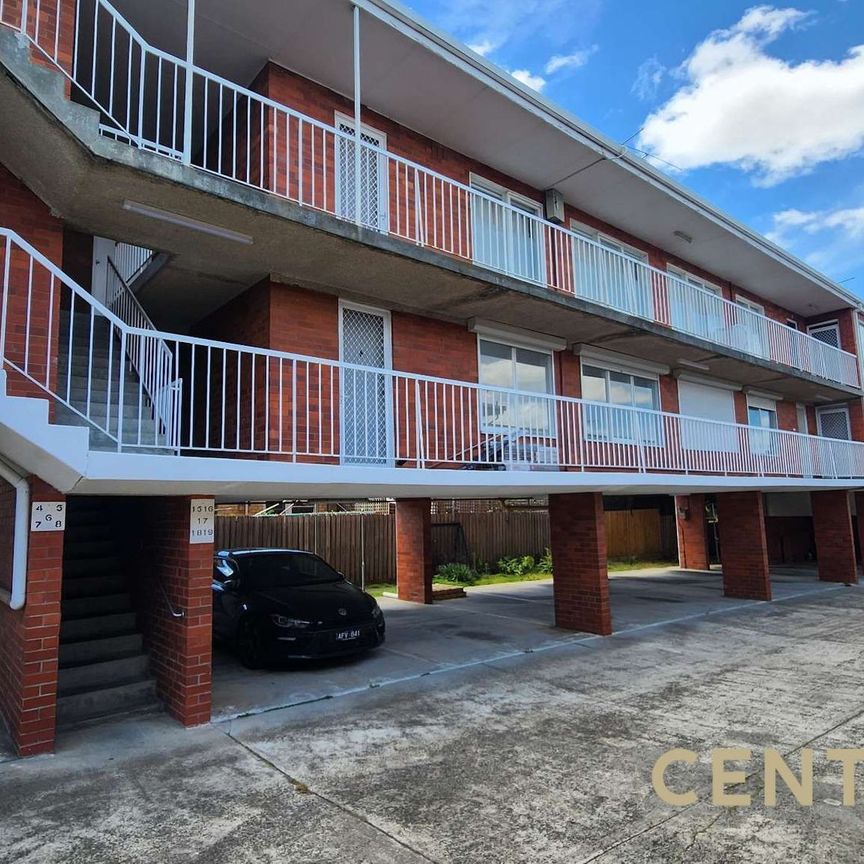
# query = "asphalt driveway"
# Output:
<box><xmin>1</xmin><ymin>571</ymin><xmax>861</xmax><ymax>863</ymax></box>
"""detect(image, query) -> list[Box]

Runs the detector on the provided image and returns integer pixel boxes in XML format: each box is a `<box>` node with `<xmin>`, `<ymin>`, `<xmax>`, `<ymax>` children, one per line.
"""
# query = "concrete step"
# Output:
<box><xmin>56</xmin><ymin>679</ymin><xmax>160</xmax><ymax>727</ymax></box>
<box><xmin>62</xmin><ymin>573</ymin><xmax>127</xmax><ymax>599</ymax></box>
<box><xmin>59</xmin><ymin>632</ymin><xmax>144</xmax><ymax>668</ymax></box>
<box><xmin>64</xmin><ymin>556</ymin><xmax>123</xmax><ymax>577</ymax></box>
<box><xmin>58</xmin><ymin>654</ymin><xmax>150</xmax><ymax>697</ymax></box>
<box><xmin>63</xmin><ymin>593</ymin><xmax>132</xmax><ymax>620</ymax></box>
<box><xmin>60</xmin><ymin>611</ymin><xmax>137</xmax><ymax>642</ymax></box>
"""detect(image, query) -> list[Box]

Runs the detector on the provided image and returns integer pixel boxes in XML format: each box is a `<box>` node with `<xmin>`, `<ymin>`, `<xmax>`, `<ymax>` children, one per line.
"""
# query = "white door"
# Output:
<box><xmin>340</xmin><ymin>304</ymin><xmax>392</xmax><ymax>464</ymax></box>
<box><xmin>678</xmin><ymin>379</ymin><xmax>737</xmax><ymax>452</ymax></box>
<box><xmin>336</xmin><ymin>117</ymin><xmax>389</xmax><ymax>231</ymax></box>
<box><xmin>733</xmin><ymin>296</ymin><xmax>769</xmax><ymax>358</ymax></box>
<box><xmin>816</xmin><ymin>405</ymin><xmax>852</xmax><ymax>477</ymax></box>
<box><xmin>808</xmin><ymin>322</ymin><xmax>842</xmax><ymax>381</ymax></box>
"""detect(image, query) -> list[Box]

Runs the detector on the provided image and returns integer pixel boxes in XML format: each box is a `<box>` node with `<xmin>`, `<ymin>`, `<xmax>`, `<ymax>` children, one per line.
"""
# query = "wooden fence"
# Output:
<box><xmin>216</xmin><ymin>508</ymin><xmax>676</xmax><ymax>586</ymax></box>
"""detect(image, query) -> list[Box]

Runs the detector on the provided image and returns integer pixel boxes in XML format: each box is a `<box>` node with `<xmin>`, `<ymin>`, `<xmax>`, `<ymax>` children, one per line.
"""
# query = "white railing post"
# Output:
<box><xmin>182</xmin><ymin>0</ymin><xmax>195</xmax><ymax>164</ymax></box>
<box><xmin>352</xmin><ymin>3</ymin><xmax>362</xmax><ymax>227</ymax></box>
<box><xmin>116</xmin><ymin>327</ymin><xmax>126</xmax><ymax>451</ymax></box>
<box><xmin>0</xmin><ymin>234</ymin><xmax>11</xmax><ymax>363</ymax></box>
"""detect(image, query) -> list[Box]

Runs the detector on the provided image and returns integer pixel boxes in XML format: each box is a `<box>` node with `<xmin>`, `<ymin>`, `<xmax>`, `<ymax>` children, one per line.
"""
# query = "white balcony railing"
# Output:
<box><xmin>2</xmin><ymin>227</ymin><xmax>863</xmax><ymax>480</ymax></box>
<box><xmin>0</xmin><ymin>0</ymin><xmax>860</xmax><ymax>390</ymax></box>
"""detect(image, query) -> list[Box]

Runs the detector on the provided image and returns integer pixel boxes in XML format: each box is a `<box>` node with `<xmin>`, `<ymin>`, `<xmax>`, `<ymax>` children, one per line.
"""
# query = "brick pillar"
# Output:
<box><xmin>395</xmin><ymin>499</ymin><xmax>433</xmax><ymax>604</ymax></box>
<box><xmin>0</xmin><ymin>478</ymin><xmax>65</xmax><ymax>757</ymax></box>
<box><xmin>549</xmin><ymin>493</ymin><xmax>612</xmax><ymax>634</ymax></box>
<box><xmin>675</xmin><ymin>494</ymin><xmax>709</xmax><ymax>570</ymax></box>
<box><xmin>716</xmin><ymin>491</ymin><xmax>771</xmax><ymax>600</ymax></box>
<box><xmin>855</xmin><ymin>492</ymin><xmax>864</xmax><ymax>570</ymax></box>
<box><xmin>812</xmin><ymin>491</ymin><xmax>858</xmax><ymax>584</ymax></box>
<box><xmin>141</xmin><ymin>497</ymin><xmax>214</xmax><ymax>727</ymax></box>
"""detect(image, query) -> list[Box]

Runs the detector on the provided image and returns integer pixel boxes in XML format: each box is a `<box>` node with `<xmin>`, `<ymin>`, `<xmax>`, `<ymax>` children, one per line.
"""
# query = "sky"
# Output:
<box><xmin>402</xmin><ymin>0</ymin><xmax>864</xmax><ymax>297</ymax></box>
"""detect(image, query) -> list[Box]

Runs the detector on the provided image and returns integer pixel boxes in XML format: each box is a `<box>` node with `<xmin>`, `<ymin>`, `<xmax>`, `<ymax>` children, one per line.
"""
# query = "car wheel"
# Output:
<box><xmin>236</xmin><ymin>617</ymin><xmax>265</xmax><ymax>669</ymax></box>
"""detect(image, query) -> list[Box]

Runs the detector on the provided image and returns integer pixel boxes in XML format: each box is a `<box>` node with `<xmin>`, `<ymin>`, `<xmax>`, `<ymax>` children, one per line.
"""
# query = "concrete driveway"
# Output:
<box><xmin>2</xmin><ymin>571</ymin><xmax>861</xmax><ymax>863</ymax></box>
<box><xmin>211</xmin><ymin>566</ymin><xmax>830</xmax><ymax>720</ymax></box>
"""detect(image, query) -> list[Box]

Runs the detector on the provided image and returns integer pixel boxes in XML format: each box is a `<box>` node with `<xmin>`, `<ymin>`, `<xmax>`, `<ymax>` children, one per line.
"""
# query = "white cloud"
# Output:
<box><xmin>544</xmin><ymin>46</ymin><xmax>597</xmax><ymax>74</ymax></box>
<box><xmin>468</xmin><ymin>38</ymin><xmax>496</xmax><ymax>57</ymax></box>
<box><xmin>637</xmin><ymin>5</ymin><xmax>864</xmax><ymax>185</ymax></box>
<box><xmin>632</xmin><ymin>56</ymin><xmax>666</xmax><ymax>101</ymax></box>
<box><xmin>510</xmin><ymin>68</ymin><xmax>547</xmax><ymax>91</ymax></box>
<box><xmin>767</xmin><ymin>204</ymin><xmax>864</xmax><ymax>278</ymax></box>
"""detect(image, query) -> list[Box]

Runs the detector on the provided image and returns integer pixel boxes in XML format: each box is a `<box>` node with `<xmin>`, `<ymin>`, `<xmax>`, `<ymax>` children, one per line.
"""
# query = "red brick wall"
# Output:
<box><xmin>0</xmin><ymin>165</ymin><xmax>64</xmax><ymax>404</ymax></box>
<box><xmin>549</xmin><ymin>492</ymin><xmax>612</xmax><ymax>634</ymax></box>
<box><xmin>2</xmin><ymin>0</ymin><xmax>76</xmax><ymax>80</ymax></box>
<box><xmin>675</xmin><ymin>494</ymin><xmax>709</xmax><ymax>570</ymax></box>
<box><xmin>395</xmin><ymin>499</ymin><xmax>432</xmax><ymax>603</ymax></box>
<box><xmin>0</xmin><ymin>477</ymin><xmax>64</xmax><ymax>757</ymax></box>
<box><xmin>811</xmin><ymin>491</ymin><xmax>858</xmax><ymax>584</ymax></box>
<box><xmin>715</xmin><ymin>491</ymin><xmax>771</xmax><ymax>600</ymax></box>
<box><xmin>138</xmin><ymin>497</ymin><xmax>213</xmax><ymax>726</ymax></box>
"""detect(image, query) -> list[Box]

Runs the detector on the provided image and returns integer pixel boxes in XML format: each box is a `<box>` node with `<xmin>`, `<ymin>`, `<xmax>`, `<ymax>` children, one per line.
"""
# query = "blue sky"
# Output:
<box><xmin>403</xmin><ymin>1</ymin><xmax>864</xmax><ymax>297</ymax></box>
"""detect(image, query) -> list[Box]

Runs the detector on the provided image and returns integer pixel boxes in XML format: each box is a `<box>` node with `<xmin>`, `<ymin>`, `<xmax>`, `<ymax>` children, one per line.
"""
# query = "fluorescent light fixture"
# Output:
<box><xmin>673</xmin><ymin>230</ymin><xmax>693</xmax><ymax>244</ymax></box>
<box><xmin>677</xmin><ymin>359</ymin><xmax>711</xmax><ymax>372</ymax></box>
<box><xmin>122</xmin><ymin>200</ymin><xmax>253</xmax><ymax>245</ymax></box>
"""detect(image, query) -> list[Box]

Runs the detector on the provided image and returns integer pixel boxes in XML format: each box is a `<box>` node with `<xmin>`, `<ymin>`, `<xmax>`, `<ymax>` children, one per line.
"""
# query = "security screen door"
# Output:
<box><xmin>336</xmin><ymin>119</ymin><xmax>389</xmax><ymax>231</ymax></box>
<box><xmin>340</xmin><ymin>305</ymin><xmax>392</xmax><ymax>464</ymax></box>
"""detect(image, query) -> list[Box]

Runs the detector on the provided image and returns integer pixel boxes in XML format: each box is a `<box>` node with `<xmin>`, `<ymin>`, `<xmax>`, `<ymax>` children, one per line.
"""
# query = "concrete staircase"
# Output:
<box><xmin>55</xmin><ymin>310</ymin><xmax>170</xmax><ymax>451</ymax></box>
<box><xmin>57</xmin><ymin>498</ymin><xmax>161</xmax><ymax>727</ymax></box>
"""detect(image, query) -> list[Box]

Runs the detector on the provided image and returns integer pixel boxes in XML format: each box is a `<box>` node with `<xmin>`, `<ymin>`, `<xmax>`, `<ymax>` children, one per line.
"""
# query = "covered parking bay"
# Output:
<box><xmin>210</xmin><ymin>565</ymin><xmax>835</xmax><ymax>721</ymax></box>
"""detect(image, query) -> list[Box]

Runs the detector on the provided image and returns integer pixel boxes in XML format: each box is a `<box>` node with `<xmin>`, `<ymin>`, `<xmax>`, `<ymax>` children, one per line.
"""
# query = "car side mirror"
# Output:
<box><xmin>222</xmin><ymin>577</ymin><xmax>238</xmax><ymax>592</ymax></box>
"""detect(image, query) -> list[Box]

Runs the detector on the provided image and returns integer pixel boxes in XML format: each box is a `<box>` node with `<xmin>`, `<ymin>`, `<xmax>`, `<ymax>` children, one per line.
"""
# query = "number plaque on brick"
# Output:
<box><xmin>190</xmin><ymin>499</ymin><xmax>215</xmax><ymax>544</ymax></box>
<box><xmin>30</xmin><ymin>502</ymin><xmax>66</xmax><ymax>532</ymax></box>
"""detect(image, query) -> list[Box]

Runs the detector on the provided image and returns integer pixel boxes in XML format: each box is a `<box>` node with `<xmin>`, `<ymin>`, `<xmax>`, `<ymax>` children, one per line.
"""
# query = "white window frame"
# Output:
<box><xmin>667</xmin><ymin>265</ymin><xmax>722</xmax><ymax>297</ymax></box>
<box><xmin>579</xmin><ymin>358</ymin><xmax>663</xmax><ymax>446</ymax></box>
<box><xmin>735</xmin><ymin>295</ymin><xmax>765</xmax><ymax>316</ymax></box>
<box><xmin>334</xmin><ymin>112</ymin><xmax>389</xmax><ymax>232</ymax></box>
<box><xmin>477</xmin><ymin>335</ymin><xmax>556</xmax><ymax>435</ymax></box>
<box><xmin>816</xmin><ymin>404</ymin><xmax>851</xmax><ymax>440</ymax></box>
<box><xmin>746</xmin><ymin>392</ymin><xmax>779</xmax><ymax>455</ymax></box>
<box><xmin>570</xmin><ymin>219</ymin><xmax>649</xmax><ymax>264</ymax></box>
<box><xmin>338</xmin><ymin>300</ymin><xmax>394</xmax><ymax>465</ymax></box>
<box><xmin>807</xmin><ymin>320</ymin><xmax>841</xmax><ymax>346</ymax></box>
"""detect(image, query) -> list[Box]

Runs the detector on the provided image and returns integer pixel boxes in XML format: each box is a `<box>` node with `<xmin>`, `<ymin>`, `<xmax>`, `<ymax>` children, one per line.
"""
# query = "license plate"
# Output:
<box><xmin>336</xmin><ymin>628</ymin><xmax>361</xmax><ymax>641</ymax></box>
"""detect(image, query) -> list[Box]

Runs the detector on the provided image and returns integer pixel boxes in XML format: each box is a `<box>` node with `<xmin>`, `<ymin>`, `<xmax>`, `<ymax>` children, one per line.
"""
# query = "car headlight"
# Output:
<box><xmin>270</xmin><ymin>614</ymin><xmax>311</xmax><ymax>629</ymax></box>
<box><xmin>371</xmin><ymin>604</ymin><xmax>383</xmax><ymax>620</ymax></box>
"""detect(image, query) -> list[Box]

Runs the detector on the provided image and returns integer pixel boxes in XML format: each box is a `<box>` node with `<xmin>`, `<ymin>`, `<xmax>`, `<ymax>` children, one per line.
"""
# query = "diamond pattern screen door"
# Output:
<box><xmin>336</xmin><ymin>118</ymin><xmax>389</xmax><ymax>231</ymax></box>
<box><xmin>340</xmin><ymin>305</ymin><xmax>392</xmax><ymax>464</ymax></box>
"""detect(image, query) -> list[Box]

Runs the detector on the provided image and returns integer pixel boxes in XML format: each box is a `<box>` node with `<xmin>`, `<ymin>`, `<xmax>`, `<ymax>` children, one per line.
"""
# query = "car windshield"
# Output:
<box><xmin>238</xmin><ymin>552</ymin><xmax>342</xmax><ymax>589</ymax></box>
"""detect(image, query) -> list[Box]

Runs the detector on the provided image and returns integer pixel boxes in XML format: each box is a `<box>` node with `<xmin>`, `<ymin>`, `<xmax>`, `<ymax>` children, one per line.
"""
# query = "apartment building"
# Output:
<box><xmin>0</xmin><ymin>0</ymin><xmax>863</xmax><ymax>756</ymax></box>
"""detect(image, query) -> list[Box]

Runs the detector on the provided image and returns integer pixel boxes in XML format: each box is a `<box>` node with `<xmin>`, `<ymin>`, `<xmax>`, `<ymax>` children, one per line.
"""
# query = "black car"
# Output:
<box><xmin>212</xmin><ymin>548</ymin><xmax>385</xmax><ymax>668</ymax></box>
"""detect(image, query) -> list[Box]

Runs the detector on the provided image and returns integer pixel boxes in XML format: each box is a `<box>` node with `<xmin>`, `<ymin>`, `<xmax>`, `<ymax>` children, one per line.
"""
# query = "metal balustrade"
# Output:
<box><xmin>0</xmin><ymin>0</ymin><xmax>859</xmax><ymax>389</ymax></box>
<box><xmin>2</xmin><ymin>227</ymin><xmax>863</xmax><ymax>479</ymax></box>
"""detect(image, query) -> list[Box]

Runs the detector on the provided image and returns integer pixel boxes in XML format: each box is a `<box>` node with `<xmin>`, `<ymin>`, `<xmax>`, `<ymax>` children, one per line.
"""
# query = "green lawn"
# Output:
<box><xmin>362</xmin><ymin>558</ymin><xmax>677</xmax><ymax>597</ymax></box>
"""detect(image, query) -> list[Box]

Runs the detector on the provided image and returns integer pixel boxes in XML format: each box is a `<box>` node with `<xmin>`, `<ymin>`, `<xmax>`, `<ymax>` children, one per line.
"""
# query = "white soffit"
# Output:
<box><xmin>114</xmin><ymin>0</ymin><xmax>860</xmax><ymax>316</ymax></box>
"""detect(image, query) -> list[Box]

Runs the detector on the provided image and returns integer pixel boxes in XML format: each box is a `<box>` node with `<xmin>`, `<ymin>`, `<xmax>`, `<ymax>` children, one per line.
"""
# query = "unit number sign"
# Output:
<box><xmin>31</xmin><ymin>502</ymin><xmax>66</xmax><ymax>532</ymax></box>
<box><xmin>190</xmin><ymin>499</ymin><xmax>215</xmax><ymax>544</ymax></box>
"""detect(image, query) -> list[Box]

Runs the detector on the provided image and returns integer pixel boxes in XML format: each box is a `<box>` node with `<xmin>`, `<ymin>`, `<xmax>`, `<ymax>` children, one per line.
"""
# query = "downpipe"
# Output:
<box><xmin>0</xmin><ymin>456</ymin><xmax>30</xmax><ymax>610</ymax></box>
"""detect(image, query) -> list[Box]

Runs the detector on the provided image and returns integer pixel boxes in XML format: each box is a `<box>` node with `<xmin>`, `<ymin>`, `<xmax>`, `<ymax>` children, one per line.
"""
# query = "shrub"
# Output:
<box><xmin>497</xmin><ymin>555</ymin><xmax>536</xmax><ymax>577</ymax></box>
<box><xmin>537</xmin><ymin>548</ymin><xmax>553</xmax><ymax>574</ymax></box>
<box><xmin>435</xmin><ymin>562</ymin><xmax>478</xmax><ymax>585</ymax></box>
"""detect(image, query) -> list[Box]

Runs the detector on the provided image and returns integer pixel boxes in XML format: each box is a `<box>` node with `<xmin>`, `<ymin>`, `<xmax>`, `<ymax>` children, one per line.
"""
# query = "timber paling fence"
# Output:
<box><xmin>215</xmin><ymin>509</ymin><xmax>676</xmax><ymax>586</ymax></box>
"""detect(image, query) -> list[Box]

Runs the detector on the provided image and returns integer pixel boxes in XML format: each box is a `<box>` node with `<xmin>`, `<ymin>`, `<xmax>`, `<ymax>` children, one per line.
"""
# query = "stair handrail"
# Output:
<box><xmin>105</xmin><ymin>255</ymin><xmax>180</xmax><ymax>445</ymax></box>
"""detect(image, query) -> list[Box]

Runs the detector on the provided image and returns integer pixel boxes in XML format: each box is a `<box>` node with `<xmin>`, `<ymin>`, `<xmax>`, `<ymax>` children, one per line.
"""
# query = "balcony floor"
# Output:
<box><xmin>211</xmin><ymin>565</ymin><xmax>837</xmax><ymax>721</ymax></box>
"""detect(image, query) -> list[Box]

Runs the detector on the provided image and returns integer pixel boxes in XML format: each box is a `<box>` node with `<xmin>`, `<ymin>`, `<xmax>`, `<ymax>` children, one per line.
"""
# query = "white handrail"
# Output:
<box><xmin>0</xmin><ymin>0</ymin><xmax>859</xmax><ymax>389</ymax></box>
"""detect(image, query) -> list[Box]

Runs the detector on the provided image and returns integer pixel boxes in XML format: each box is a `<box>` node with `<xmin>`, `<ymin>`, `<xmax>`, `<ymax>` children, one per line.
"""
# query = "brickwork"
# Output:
<box><xmin>549</xmin><ymin>493</ymin><xmax>612</xmax><ymax>634</ymax></box>
<box><xmin>395</xmin><ymin>499</ymin><xmax>433</xmax><ymax>604</ymax></box>
<box><xmin>0</xmin><ymin>477</ymin><xmax>64</xmax><ymax>757</ymax></box>
<box><xmin>715</xmin><ymin>491</ymin><xmax>771</xmax><ymax>600</ymax></box>
<box><xmin>139</xmin><ymin>497</ymin><xmax>214</xmax><ymax>726</ymax></box>
<box><xmin>811</xmin><ymin>491</ymin><xmax>858</xmax><ymax>584</ymax></box>
<box><xmin>674</xmin><ymin>494</ymin><xmax>709</xmax><ymax>571</ymax></box>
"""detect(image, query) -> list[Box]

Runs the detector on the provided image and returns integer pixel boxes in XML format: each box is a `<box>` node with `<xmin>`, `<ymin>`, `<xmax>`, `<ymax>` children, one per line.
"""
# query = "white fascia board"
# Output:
<box><xmin>356</xmin><ymin>0</ymin><xmax>862</xmax><ymax>311</ymax></box>
<box><xmin>469</xmin><ymin>319</ymin><xmax>567</xmax><ymax>352</ymax></box>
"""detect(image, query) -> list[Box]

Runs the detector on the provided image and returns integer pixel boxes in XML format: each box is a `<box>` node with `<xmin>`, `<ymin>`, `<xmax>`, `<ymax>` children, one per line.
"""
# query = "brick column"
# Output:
<box><xmin>855</xmin><ymin>492</ymin><xmax>864</xmax><ymax>571</ymax></box>
<box><xmin>716</xmin><ymin>491</ymin><xmax>771</xmax><ymax>600</ymax></box>
<box><xmin>549</xmin><ymin>493</ymin><xmax>612</xmax><ymax>634</ymax></box>
<box><xmin>0</xmin><ymin>478</ymin><xmax>65</xmax><ymax>757</ymax></box>
<box><xmin>812</xmin><ymin>491</ymin><xmax>858</xmax><ymax>585</ymax></box>
<box><xmin>141</xmin><ymin>497</ymin><xmax>214</xmax><ymax>727</ymax></box>
<box><xmin>395</xmin><ymin>499</ymin><xmax>433</xmax><ymax>604</ymax></box>
<box><xmin>675</xmin><ymin>494</ymin><xmax>709</xmax><ymax>570</ymax></box>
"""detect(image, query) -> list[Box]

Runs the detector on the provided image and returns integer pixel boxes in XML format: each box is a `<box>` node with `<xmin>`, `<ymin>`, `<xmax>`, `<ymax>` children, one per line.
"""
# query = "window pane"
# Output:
<box><xmin>515</xmin><ymin>347</ymin><xmax>552</xmax><ymax>393</ymax></box>
<box><xmin>479</xmin><ymin>340</ymin><xmax>513</xmax><ymax>388</ymax></box>
<box><xmin>609</xmin><ymin>371</ymin><xmax>632</xmax><ymax>406</ymax></box>
<box><xmin>582</xmin><ymin>365</ymin><xmax>607</xmax><ymax>402</ymax></box>
<box><xmin>633</xmin><ymin>376</ymin><xmax>658</xmax><ymax>411</ymax></box>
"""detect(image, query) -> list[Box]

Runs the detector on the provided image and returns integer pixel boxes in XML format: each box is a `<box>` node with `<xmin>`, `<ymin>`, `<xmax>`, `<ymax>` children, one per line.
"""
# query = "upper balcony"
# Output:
<box><xmin>0</xmin><ymin>0</ymin><xmax>860</xmax><ymax>394</ymax></box>
<box><xmin>2</xmin><ymin>227</ymin><xmax>863</xmax><ymax>501</ymax></box>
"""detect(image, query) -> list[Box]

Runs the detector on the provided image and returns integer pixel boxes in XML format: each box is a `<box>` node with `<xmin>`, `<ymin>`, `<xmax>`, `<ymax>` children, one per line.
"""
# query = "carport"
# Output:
<box><xmin>210</xmin><ymin>565</ymin><xmax>831</xmax><ymax>721</ymax></box>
